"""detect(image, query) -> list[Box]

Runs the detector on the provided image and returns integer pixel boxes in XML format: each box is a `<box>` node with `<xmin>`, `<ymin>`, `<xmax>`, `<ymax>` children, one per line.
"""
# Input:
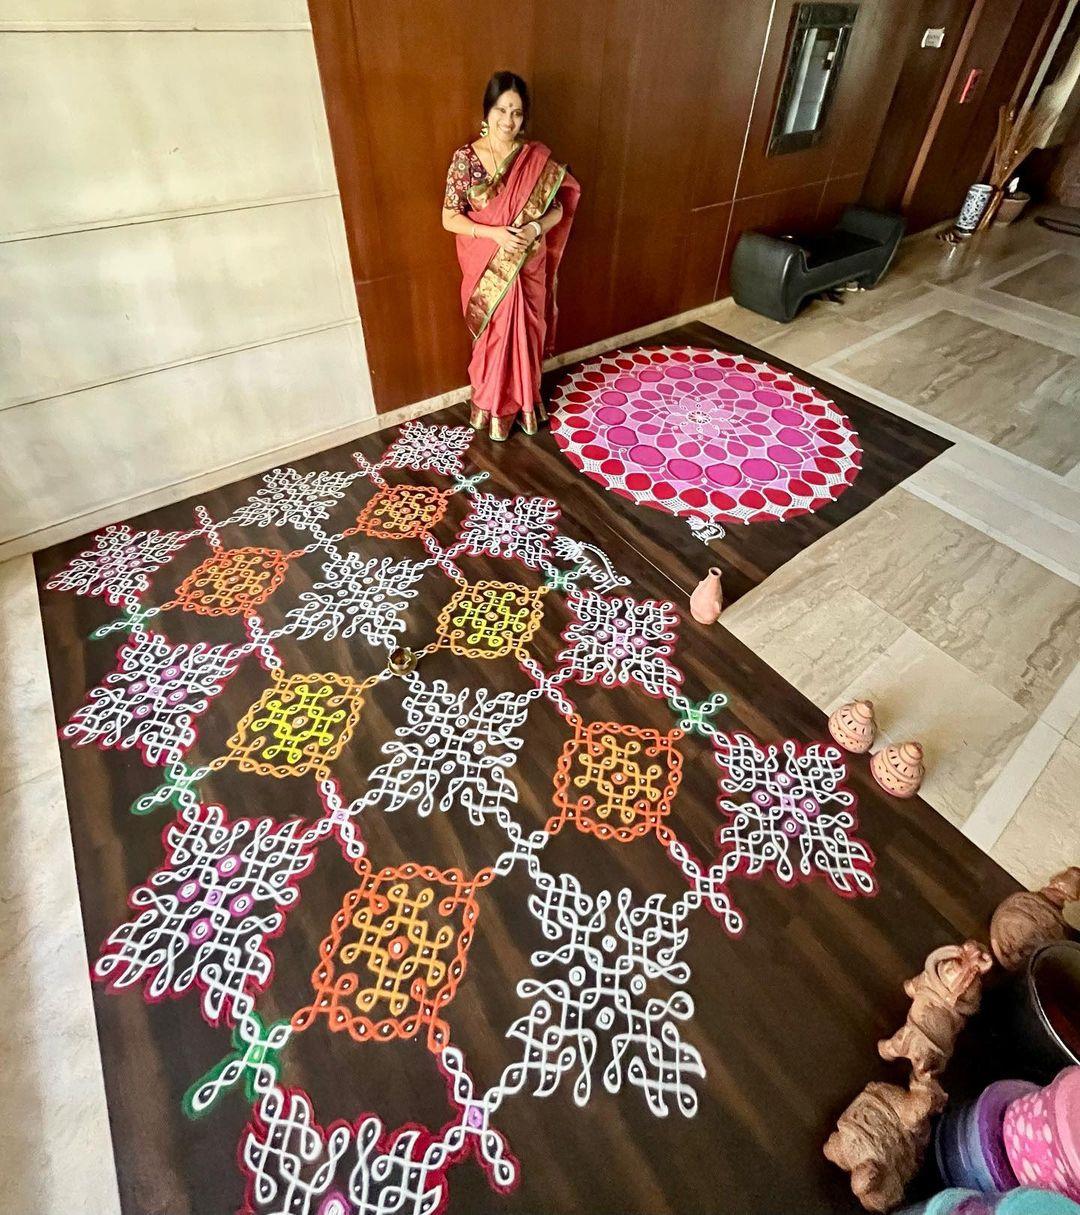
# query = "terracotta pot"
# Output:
<box><xmin>690</xmin><ymin>567</ymin><xmax>723</xmax><ymax>625</ymax></box>
<box><xmin>993</xmin><ymin>192</ymin><xmax>1030</xmax><ymax>226</ymax></box>
<box><xmin>829</xmin><ymin>699</ymin><xmax>877</xmax><ymax>753</ymax></box>
<box><xmin>871</xmin><ymin>741</ymin><xmax>925</xmax><ymax>798</ymax></box>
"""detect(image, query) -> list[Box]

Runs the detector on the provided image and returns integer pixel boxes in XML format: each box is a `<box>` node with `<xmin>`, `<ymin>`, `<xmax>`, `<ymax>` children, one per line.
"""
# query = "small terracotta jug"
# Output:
<box><xmin>828</xmin><ymin>699</ymin><xmax>877</xmax><ymax>753</ymax></box>
<box><xmin>871</xmin><ymin>741</ymin><xmax>925</xmax><ymax>798</ymax></box>
<box><xmin>690</xmin><ymin>567</ymin><xmax>723</xmax><ymax>624</ymax></box>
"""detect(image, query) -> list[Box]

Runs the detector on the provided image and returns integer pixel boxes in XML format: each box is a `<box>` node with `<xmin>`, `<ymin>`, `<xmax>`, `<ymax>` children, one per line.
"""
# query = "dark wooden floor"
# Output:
<box><xmin>35</xmin><ymin>328</ymin><xmax>1013</xmax><ymax>1215</ymax></box>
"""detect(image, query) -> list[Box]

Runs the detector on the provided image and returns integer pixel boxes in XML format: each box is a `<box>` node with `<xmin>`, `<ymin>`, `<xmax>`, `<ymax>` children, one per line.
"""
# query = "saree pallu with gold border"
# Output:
<box><xmin>456</xmin><ymin>141</ymin><xmax>580</xmax><ymax>440</ymax></box>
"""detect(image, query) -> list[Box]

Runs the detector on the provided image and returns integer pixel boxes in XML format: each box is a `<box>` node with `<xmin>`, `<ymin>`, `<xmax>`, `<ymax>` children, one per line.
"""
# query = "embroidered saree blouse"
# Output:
<box><xmin>443</xmin><ymin>144</ymin><xmax>489</xmax><ymax>214</ymax></box>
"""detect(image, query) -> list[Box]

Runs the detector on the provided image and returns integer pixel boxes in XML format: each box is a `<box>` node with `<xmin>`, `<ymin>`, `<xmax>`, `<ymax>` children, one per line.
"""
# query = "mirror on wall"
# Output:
<box><xmin>768</xmin><ymin>3</ymin><xmax>859</xmax><ymax>156</ymax></box>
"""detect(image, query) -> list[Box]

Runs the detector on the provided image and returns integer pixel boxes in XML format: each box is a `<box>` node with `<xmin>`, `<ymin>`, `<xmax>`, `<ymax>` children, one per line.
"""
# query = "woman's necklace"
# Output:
<box><xmin>485</xmin><ymin>131</ymin><xmax>515</xmax><ymax>179</ymax></box>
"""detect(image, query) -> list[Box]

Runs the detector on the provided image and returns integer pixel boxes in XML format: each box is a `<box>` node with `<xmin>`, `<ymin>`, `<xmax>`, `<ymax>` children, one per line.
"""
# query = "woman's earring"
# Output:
<box><xmin>479</xmin><ymin>119</ymin><xmax>489</xmax><ymax>137</ymax></box>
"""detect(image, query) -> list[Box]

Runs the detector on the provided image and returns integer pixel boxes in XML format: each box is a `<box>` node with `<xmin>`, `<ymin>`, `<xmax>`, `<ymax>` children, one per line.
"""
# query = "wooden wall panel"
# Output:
<box><xmin>677</xmin><ymin>201</ymin><xmax>733</xmax><ymax>314</ymax></box>
<box><xmin>902</xmin><ymin>0</ymin><xmax>1064</xmax><ymax>229</ymax></box>
<box><xmin>817</xmin><ymin>171</ymin><xmax>869</xmax><ymax>226</ymax></box>
<box><xmin>559</xmin><ymin>0</ymin><xmax>774</xmax><ymax>346</ymax></box>
<box><xmin>738</xmin><ymin>0</ymin><xmax>918</xmax><ymax>198</ymax></box>
<box><xmin>861</xmin><ymin>0</ymin><xmax>977</xmax><ymax>213</ymax></box>
<box><xmin>308</xmin><ymin>0</ymin><xmax>950</xmax><ymax>412</ymax></box>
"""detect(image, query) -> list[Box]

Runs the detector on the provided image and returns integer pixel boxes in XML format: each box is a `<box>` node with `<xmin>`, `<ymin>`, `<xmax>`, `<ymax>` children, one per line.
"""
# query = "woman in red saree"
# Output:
<box><xmin>442</xmin><ymin>72</ymin><xmax>580</xmax><ymax>441</ymax></box>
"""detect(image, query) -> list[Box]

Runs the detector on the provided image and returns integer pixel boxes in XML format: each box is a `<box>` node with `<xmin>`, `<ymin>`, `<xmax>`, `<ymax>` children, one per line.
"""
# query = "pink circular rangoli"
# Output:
<box><xmin>550</xmin><ymin>346</ymin><xmax>863</xmax><ymax>527</ymax></box>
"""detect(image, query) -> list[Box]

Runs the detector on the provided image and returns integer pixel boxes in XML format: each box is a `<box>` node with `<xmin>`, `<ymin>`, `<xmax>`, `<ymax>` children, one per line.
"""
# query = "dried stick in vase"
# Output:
<box><xmin>878</xmin><ymin>941</ymin><xmax>994</xmax><ymax>1079</ymax></box>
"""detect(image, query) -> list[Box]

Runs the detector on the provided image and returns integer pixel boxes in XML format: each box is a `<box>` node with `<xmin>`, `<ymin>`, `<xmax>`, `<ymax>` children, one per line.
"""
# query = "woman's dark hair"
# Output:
<box><xmin>483</xmin><ymin>71</ymin><xmax>530</xmax><ymax>130</ymax></box>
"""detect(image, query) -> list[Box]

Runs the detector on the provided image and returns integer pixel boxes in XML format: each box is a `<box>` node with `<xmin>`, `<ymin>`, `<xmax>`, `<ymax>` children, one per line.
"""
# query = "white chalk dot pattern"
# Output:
<box><xmin>44</xmin><ymin>417</ymin><xmax>877</xmax><ymax>1213</ymax></box>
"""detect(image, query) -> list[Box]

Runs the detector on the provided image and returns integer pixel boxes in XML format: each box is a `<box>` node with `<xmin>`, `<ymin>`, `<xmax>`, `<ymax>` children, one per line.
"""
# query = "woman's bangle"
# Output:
<box><xmin>471</xmin><ymin>223</ymin><xmax>477</xmax><ymax>239</ymax></box>
<box><xmin>528</xmin><ymin>220</ymin><xmax>542</xmax><ymax>241</ymax></box>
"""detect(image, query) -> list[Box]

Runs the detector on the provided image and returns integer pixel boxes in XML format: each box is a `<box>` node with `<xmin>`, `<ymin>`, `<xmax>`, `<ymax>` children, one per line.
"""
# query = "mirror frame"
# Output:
<box><xmin>767</xmin><ymin>3</ymin><xmax>859</xmax><ymax>157</ymax></box>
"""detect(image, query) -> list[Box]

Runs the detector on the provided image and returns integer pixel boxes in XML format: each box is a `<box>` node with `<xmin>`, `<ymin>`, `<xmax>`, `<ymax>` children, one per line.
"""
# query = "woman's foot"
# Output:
<box><xmin>519</xmin><ymin>400</ymin><xmax>547</xmax><ymax>436</ymax></box>
<box><xmin>467</xmin><ymin>404</ymin><xmax>487</xmax><ymax>431</ymax></box>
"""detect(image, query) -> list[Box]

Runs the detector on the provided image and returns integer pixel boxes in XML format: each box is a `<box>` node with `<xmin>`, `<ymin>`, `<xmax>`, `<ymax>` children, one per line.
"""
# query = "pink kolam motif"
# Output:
<box><xmin>549</xmin><ymin>346</ymin><xmax>863</xmax><ymax>530</ymax></box>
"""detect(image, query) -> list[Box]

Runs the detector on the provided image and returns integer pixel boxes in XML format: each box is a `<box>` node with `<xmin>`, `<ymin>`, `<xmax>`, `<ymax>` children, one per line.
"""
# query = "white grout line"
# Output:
<box><xmin>962</xmin><ymin>719</ymin><xmax>1065</xmax><ymax>852</ymax></box>
<box><xmin>812</xmin><ymin>289</ymin><xmax>954</xmax><ymax>369</ymax></box>
<box><xmin>902</xmin><ymin>480</ymin><xmax>1080</xmax><ymax>586</ymax></box>
<box><xmin>931</xmin><ymin>285</ymin><xmax>1080</xmax><ymax>353</ymax></box>
<box><xmin>811</xmin><ymin>367</ymin><xmax>1073</xmax><ymax>486</ymax></box>
<box><xmin>1039</xmin><ymin>657</ymin><xmax>1080</xmax><ymax>738</ymax></box>
<box><xmin>915</xmin><ymin>452</ymin><xmax>1080</xmax><ymax>533</ymax></box>
<box><xmin>975</xmin><ymin>286</ymin><xmax>1080</xmax><ymax>343</ymax></box>
<box><xmin>814</xmin><ymin>279</ymin><xmax>1080</xmax><ymax>375</ymax></box>
<box><xmin>979</xmin><ymin>249</ymin><xmax>1061</xmax><ymax>289</ymax></box>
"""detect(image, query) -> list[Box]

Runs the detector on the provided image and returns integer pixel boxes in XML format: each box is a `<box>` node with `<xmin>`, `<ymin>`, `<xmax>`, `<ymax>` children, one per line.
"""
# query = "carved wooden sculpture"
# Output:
<box><xmin>823</xmin><ymin>1078</ymin><xmax>946</xmax><ymax>1213</ymax></box>
<box><xmin>990</xmin><ymin>866</ymin><xmax>1080</xmax><ymax>971</ymax></box>
<box><xmin>878</xmin><ymin>941</ymin><xmax>994</xmax><ymax>1079</ymax></box>
<box><xmin>827</xmin><ymin>940</ymin><xmax>993</xmax><ymax>1211</ymax></box>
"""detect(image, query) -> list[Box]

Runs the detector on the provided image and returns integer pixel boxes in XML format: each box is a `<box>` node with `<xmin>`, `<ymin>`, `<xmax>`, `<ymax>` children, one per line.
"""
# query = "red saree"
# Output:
<box><xmin>454</xmin><ymin>141</ymin><xmax>580</xmax><ymax>440</ymax></box>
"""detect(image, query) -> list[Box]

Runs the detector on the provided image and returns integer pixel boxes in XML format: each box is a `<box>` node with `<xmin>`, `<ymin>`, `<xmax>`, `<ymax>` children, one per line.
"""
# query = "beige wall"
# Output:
<box><xmin>0</xmin><ymin>1</ymin><xmax>375</xmax><ymax>555</ymax></box>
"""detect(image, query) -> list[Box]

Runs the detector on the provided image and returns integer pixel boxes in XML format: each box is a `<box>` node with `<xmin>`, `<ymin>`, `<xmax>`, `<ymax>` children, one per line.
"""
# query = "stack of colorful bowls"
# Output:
<box><xmin>932</xmin><ymin>1067</ymin><xmax>1080</xmax><ymax>1205</ymax></box>
<box><xmin>935</xmin><ymin>1080</ymin><xmax>1035</xmax><ymax>1192</ymax></box>
<box><xmin>1001</xmin><ymin>1067</ymin><xmax>1080</xmax><ymax>1199</ymax></box>
<box><xmin>898</xmin><ymin>1186</ymin><xmax>1080</xmax><ymax>1213</ymax></box>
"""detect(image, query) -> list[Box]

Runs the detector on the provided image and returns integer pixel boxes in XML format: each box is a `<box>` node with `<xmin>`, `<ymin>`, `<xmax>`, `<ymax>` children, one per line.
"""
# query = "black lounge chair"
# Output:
<box><xmin>730</xmin><ymin>205</ymin><xmax>905</xmax><ymax>323</ymax></box>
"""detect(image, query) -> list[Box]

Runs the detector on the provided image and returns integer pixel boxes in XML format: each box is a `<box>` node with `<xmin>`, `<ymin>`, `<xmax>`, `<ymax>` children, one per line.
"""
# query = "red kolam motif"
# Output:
<box><xmin>549</xmin><ymin>346</ymin><xmax>863</xmax><ymax>530</ymax></box>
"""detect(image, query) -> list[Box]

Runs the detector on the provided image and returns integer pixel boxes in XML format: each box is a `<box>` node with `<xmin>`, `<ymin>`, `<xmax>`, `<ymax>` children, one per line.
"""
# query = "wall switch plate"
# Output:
<box><xmin>922</xmin><ymin>27</ymin><xmax>945</xmax><ymax>48</ymax></box>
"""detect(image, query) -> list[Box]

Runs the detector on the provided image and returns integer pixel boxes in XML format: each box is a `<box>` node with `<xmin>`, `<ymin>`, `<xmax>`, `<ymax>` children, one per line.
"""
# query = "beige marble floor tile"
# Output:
<box><xmin>721</xmin><ymin>561</ymin><xmax>906</xmax><ymax>709</ymax></box>
<box><xmin>824</xmin><ymin>630</ymin><xmax>1034</xmax><ymax>828</ymax></box>
<box><xmin>991</xmin><ymin>736</ymin><xmax>1080</xmax><ymax>889</ymax></box>
<box><xmin>0</xmin><ymin>765</ymin><xmax>120</xmax><ymax>1215</ymax></box>
<box><xmin>703</xmin><ymin>298</ymin><xmax>876</xmax><ymax>366</ymax></box>
<box><xmin>0</xmin><ymin>553</ymin><xmax>118</xmax><ymax>1212</ymax></box>
<box><xmin>830</xmin><ymin>309</ymin><xmax>1080</xmax><ymax>474</ymax></box>
<box><xmin>909</xmin><ymin>442</ymin><xmax>1080</xmax><ymax>529</ymax></box>
<box><xmin>0</xmin><ymin>556</ymin><xmax>62</xmax><ymax>797</ymax></box>
<box><xmin>932</xmin><ymin>215</ymin><xmax>1076</xmax><ymax>289</ymax></box>
<box><xmin>903</xmin><ymin>461</ymin><xmax>1080</xmax><ymax>585</ymax></box>
<box><xmin>0</xmin><ymin>769</ymin><xmax>92</xmax><ymax>1036</ymax></box>
<box><xmin>991</xmin><ymin>251</ymin><xmax>1080</xmax><ymax>320</ymax></box>
<box><xmin>824</xmin><ymin>280</ymin><xmax>932</xmax><ymax>329</ymax></box>
<box><xmin>811</xmin><ymin>489</ymin><xmax>1080</xmax><ymax>717</ymax></box>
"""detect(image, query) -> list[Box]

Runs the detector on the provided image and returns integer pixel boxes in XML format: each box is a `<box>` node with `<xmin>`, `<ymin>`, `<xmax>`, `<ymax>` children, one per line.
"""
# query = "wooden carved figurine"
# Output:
<box><xmin>990</xmin><ymin>866</ymin><xmax>1080</xmax><ymax>971</ymax></box>
<box><xmin>689</xmin><ymin>567</ymin><xmax>723</xmax><ymax>625</ymax></box>
<box><xmin>829</xmin><ymin>700</ymin><xmax>878</xmax><ymax>754</ymax></box>
<box><xmin>870</xmin><ymin>742</ymin><xmax>925</xmax><ymax>799</ymax></box>
<box><xmin>878</xmin><ymin>941</ymin><xmax>993</xmax><ymax>1080</ymax></box>
<box><xmin>824</xmin><ymin>1077</ymin><xmax>946</xmax><ymax>1212</ymax></box>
